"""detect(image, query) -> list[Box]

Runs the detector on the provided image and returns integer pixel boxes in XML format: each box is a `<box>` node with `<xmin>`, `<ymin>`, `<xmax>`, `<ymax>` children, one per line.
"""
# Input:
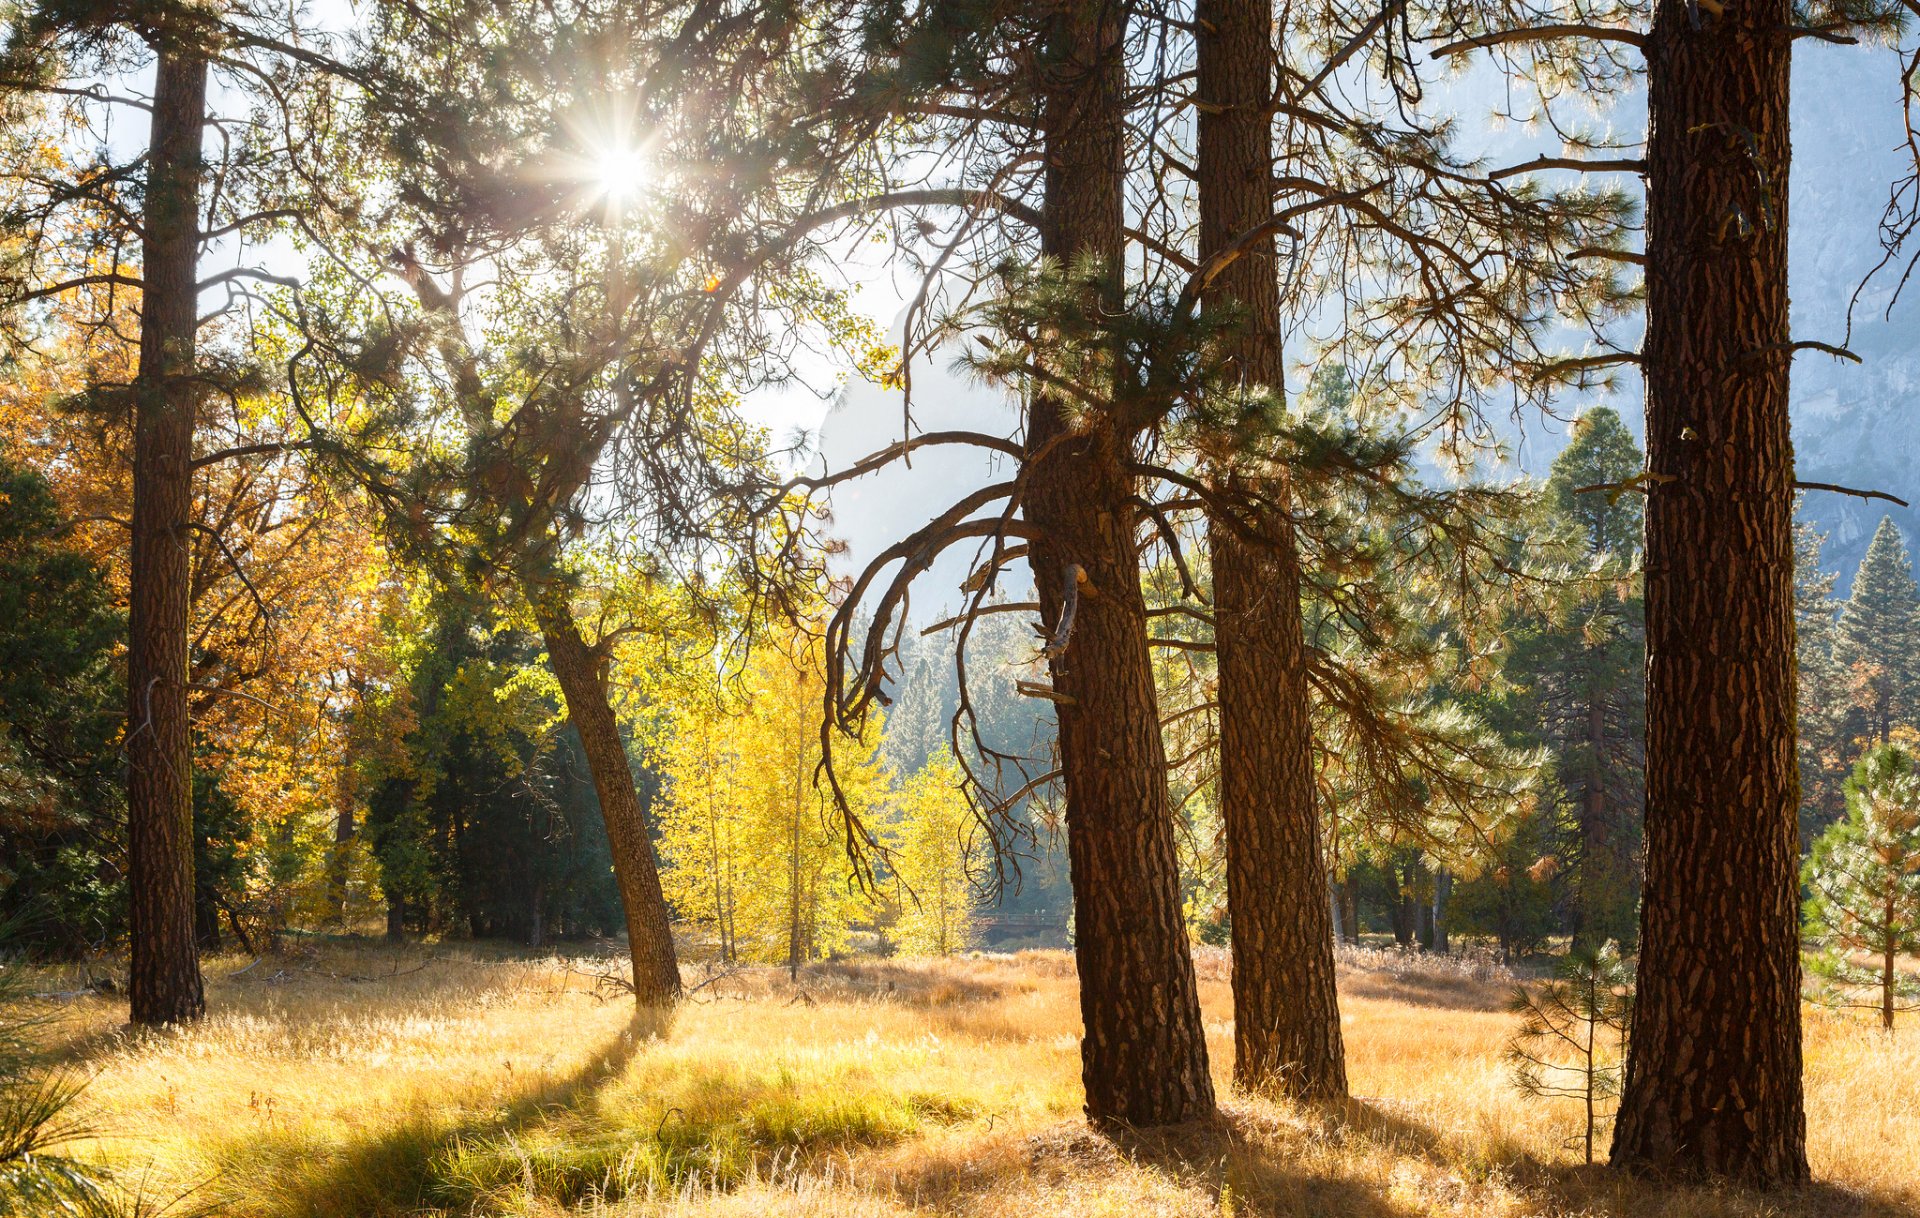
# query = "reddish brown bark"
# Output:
<box><xmin>1193</xmin><ymin>0</ymin><xmax>1346</xmax><ymax>1102</ymax></box>
<box><xmin>128</xmin><ymin>39</ymin><xmax>209</xmax><ymax>1027</ymax></box>
<box><xmin>1610</xmin><ymin>0</ymin><xmax>1807</xmax><ymax>1184</ymax></box>
<box><xmin>531</xmin><ymin>594</ymin><xmax>682</xmax><ymax>1004</ymax></box>
<box><xmin>1024</xmin><ymin>0</ymin><xmax>1215</xmax><ymax>1128</ymax></box>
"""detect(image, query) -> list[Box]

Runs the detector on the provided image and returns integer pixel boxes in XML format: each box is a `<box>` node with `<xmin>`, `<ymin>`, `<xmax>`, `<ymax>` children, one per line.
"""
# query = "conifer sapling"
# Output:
<box><xmin>1505</xmin><ymin>941</ymin><xmax>1633</xmax><ymax>1164</ymax></box>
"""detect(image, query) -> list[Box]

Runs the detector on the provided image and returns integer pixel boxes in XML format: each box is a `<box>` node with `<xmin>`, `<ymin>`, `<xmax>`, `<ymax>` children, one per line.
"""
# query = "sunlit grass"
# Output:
<box><xmin>22</xmin><ymin>941</ymin><xmax>1920</xmax><ymax>1216</ymax></box>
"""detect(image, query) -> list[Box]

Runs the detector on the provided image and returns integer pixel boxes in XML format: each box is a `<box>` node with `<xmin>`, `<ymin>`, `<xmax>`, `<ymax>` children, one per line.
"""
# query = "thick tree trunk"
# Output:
<box><xmin>1431</xmin><ymin>869</ymin><xmax>1451</xmax><ymax>955</ymax></box>
<box><xmin>1610</xmin><ymin>0</ymin><xmax>1807</xmax><ymax>1185</ymax></box>
<box><xmin>1195</xmin><ymin>0</ymin><xmax>1346</xmax><ymax>1103</ymax></box>
<box><xmin>127</xmin><ymin>41</ymin><xmax>209</xmax><ymax>1027</ymax></box>
<box><xmin>1025</xmin><ymin>0</ymin><xmax>1215</xmax><ymax>1128</ymax></box>
<box><xmin>531</xmin><ymin>595</ymin><xmax>681</xmax><ymax>1004</ymax></box>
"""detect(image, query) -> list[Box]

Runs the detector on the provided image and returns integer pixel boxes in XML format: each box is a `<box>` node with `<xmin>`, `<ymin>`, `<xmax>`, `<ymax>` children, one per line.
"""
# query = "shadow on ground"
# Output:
<box><xmin>202</xmin><ymin>1008</ymin><xmax>666</xmax><ymax>1218</ymax></box>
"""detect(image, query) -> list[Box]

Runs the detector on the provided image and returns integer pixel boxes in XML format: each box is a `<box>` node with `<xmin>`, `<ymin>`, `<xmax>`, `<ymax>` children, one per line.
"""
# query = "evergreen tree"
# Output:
<box><xmin>1506</xmin><ymin>941</ymin><xmax>1634</xmax><ymax>1165</ymax></box>
<box><xmin>1193</xmin><ymin>0</ymin><xmax>1344</xmax><ymax>1101</ymax></box>
<box><xmin>1802</xmin><ymin>743</ymin><xmax>1920</xmax><ymax>1030</ymax></box>
<box><xmin>362</xmin><ymin>589</ymin><xmax>625</xmax><ymax>944</ymax></box>
<box><xmin>1795</xmin><ymin>509</ymin><xmax>1850</xmax><ymax>835</ymax></box>
<box><xmin>1517</xmin><ymin>409</ymin><xmax>1646</xmax><ymax>950</ymax></box>
<box><xmin>1833</xmin><ymin>517</ymin><xmax>1920</xmax><ymax>745</ymax></box>
<box><xmin>0</xmin><ymin>454</ymin><xmax>125</xmax><ymax>952</ymax></box>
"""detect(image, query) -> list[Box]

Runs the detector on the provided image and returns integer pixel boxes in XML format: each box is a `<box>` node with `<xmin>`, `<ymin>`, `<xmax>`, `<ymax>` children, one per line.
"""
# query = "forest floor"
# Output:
<box><xmin>21</xmin><ymin>939</ymin><xmax>1920</xmax><ymax>1218</ymax></box>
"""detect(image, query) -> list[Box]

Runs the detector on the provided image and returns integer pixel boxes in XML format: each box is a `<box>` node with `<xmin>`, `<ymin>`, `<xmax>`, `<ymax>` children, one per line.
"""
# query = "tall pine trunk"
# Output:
<box><xmin>128</xmin><ymin>39</ymin><xmax>209</xmax><ymax>1027</ymax></box>
<box><xmin>1610</xmin><ymin>0</ymin><xmax>1807</xmax><ymax>1184</ymax></box>
<box><xmin>530</xmin><ymin>594</ymin><xmax>682</xmax><ymax>1004</ymax></box>
<box><xmin>1194</xmin><ymin>0</ymin><xmax>1345</xmax><ymax>1102</ymax></box>
<box><xmin>1024</xmin><ymin>0</ymin><xmax>1214</xmax><ymax>1128</ymax></box>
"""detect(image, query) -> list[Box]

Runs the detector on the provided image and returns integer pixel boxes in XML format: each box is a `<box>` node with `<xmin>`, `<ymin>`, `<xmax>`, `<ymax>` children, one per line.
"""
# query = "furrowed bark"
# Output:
<box><xmin>1195</xmin><ymin>0</ymin><xmax>1347</xmax><ymax>1101</ymax></box>
<box><xmin>128</xmin><ymin>38</ymin><xmax>210</xmax><ymax>1027</ymax></box>
<box><xmin>531</xmin><ymin>593</ymin><xmax>682</xmax><ymax>1004</ymax></box>
<box><xmin>1025</xmin><ymin>0</ymin><xmax>1215</xmax><ymax>1128</ymax></box>
<box><xmin>1610</xmin><ymin>0</ymin><xmax>1807</xmax><ymax>1184</ymax></box>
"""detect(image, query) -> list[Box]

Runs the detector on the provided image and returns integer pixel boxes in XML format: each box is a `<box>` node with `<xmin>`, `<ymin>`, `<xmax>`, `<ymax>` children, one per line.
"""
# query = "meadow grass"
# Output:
<box><xmin>20</xmin><ymin>940</ymin><xmax>1919</xmax><ymax>1217</ymax></box>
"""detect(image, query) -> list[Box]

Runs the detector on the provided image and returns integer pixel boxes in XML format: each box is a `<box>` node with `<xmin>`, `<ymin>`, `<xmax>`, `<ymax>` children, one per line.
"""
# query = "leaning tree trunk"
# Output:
<box><xmin>1023</xmin><ymin>0</ymin><xmax>1215</xmax><ymax>1128</ymax></box>
<box><xmin>1610</xmin><ymin>0</ymin><xmax>1807</xmax><ymax>1185</ymax></box>
<box><xmin>1194</xmin><ymin>0</ymin><xmax>1345</xmax><ymax>1103</ymax></box>
<box><xmin>530</xmin><ymin>594</ymin><xmax>682</xmax><ymax>1004</ymax></box>
<box><xmin>127</xmin><ymin>39</ymin><xmax>210</xmax><ymax>1027</ymax></box>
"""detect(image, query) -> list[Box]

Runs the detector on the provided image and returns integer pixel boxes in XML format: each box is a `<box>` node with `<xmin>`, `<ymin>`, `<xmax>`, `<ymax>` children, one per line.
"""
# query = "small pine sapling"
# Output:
<box><xmin>1505</xmin><ymin>941</ymin><xmax>1634</xmax><ymax>1164</ymax></box>
<box><xmin>1803</xmin><ymin>743</ymin><xmax>1920</xmax><ymax>1029</ymax></box>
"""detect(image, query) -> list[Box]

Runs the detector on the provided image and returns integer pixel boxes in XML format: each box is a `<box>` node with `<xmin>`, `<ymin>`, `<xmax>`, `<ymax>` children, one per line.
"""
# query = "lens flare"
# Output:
<box><xmin>592</xmin><ymin>144</ymin><xmax>650</xmax><ymax>202</ymax></box>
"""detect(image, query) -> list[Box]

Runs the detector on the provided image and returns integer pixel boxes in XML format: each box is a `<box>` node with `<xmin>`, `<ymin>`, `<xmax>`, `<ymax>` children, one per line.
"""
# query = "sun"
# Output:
<box><xmin>591</xmin><ymin>142</ymin><xmax>651</xmax><ymax>203</ymax></box>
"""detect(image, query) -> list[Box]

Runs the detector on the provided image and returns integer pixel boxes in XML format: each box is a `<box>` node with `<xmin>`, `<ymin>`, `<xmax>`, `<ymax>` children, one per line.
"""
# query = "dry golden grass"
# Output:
<box><xmin>21</xmin><ymin>940</ymin><xmax>1920</xmax><ymax>1217</ymax></box>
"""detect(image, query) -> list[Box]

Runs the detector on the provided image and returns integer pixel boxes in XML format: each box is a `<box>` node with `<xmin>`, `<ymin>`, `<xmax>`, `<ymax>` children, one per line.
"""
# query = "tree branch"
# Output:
<box><xmin>1488</xmin><ymin>156</ymin><xmax>1646</xmax><ymax>182</ymax></box>
<box><xmin>1427</xmin><ymin>24</ymin><xmax>1647</xmax><ymax>59</ymax></box>
<box><xmin>1794</xmin><ymin>481</ymin><xmax>1909</xmax><ymax>507</ymax></box>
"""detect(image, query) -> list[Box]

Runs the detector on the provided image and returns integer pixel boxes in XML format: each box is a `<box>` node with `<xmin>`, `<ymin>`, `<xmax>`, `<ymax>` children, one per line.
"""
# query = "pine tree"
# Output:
<box><xmin>887</xmin><ymin>753</ymin><xmax>980</xmax><ymax>956</ymax></box>
<box><xmin>1014</xmin><ymin>0</ymin><xmax>1217</xmax><ymax>1126</ymax></box>
<box><xmin>1802</xmin><ymin>743</ymin><xmax>1920</xmax><ymax>1030</ymax></box>
<box><xmin>1795</xmin><ymin>509</ymin><xmax>1850</xmax><ymax>835</ymax></box>
<box><xmin>1833</xmin><ymin>517</ymin><xmax>1920</xmax><ymax>745</ymax></box>
<box><xmin>1613</xmin><ymin>0</ymin><xmax>1809</xmax><ymax>1181</ymax></box>
<box><xmin>1194</xmin><ymin>0</ymin><xmax>1345</xmax><ymax>1102</ymax></box>
<box><xmin>1523</xmin><ymin>408</ymin><xmax>1646</xmax><ymax>951</ymax></box>
<box><xmin>0</xmin><ymin>455</ymin><xmax>126</xmax><ymax>951</ymax></box>
<box><xmin>1507</xmin><ymin>941</ymin><xmax>1634</xmax><ymax>1165</ymax></box>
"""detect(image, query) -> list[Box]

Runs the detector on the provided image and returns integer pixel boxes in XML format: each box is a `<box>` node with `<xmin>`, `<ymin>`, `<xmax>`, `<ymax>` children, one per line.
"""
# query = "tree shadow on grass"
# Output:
<box><xmin>201</xmin><ymin>1005</ymin><xmax>671</xmax><ymax>1218</ymax></box>
<box><xmin>1109</xmin><ymin>1111</ymin><xmax>1424</xmax><ymax>1218</ymax></box>
<box><xmin>1336</xmin><ymin>1095</ymin><xmax>1916</xmax><ymax>1218</ymax></box>
<box><xmin>857</xmin><ymin>1108</ymin><xmax>1423</xmax><ymax>1218</ymax></box>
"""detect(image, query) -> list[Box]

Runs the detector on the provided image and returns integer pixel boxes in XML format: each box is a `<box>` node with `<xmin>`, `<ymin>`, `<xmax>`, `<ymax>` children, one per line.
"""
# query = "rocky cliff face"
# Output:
<box><xmin>1787</xmin><ymin>45</ymin><xmax>1919</xmax><ymax>579</ymax></box>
